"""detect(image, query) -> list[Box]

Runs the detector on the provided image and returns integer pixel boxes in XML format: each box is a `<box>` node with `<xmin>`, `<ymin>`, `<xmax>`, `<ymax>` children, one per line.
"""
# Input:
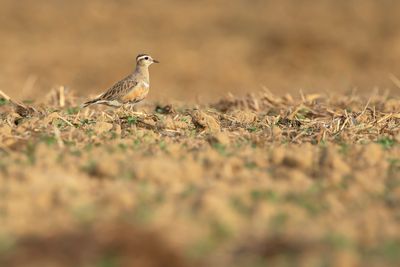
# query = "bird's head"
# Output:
<box><xmin>136</xmin><ymin>54</ymin><xmax>159</xmax><ymax>67</ymax></box>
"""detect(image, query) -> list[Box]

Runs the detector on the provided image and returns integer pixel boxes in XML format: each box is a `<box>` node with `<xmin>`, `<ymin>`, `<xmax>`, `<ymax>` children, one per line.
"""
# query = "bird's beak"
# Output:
<box><xmin>153</xmin><ymin>59</ymin><xmax>160</xmax><ymax>63</ymax></box>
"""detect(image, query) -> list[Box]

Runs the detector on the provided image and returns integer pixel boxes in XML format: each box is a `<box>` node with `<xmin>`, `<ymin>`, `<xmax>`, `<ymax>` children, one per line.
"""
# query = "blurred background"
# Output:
<box><xmin>1</xmin><ymin>0</ymin><xmax>400</xmax><ymax>102</ymax></box>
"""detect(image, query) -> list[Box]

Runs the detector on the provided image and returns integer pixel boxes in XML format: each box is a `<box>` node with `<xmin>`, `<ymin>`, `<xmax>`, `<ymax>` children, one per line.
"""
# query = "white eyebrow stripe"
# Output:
<box><xmin>137</xmin><ymin>55</ymin><xmax>149</xmax><ymax>61</ymax></box>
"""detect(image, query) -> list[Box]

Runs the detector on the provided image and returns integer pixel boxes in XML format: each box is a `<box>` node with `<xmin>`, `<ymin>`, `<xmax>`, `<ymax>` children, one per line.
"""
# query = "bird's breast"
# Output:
<box><xmin>121</xmin><ymin>85</ymin><xmax>149</xmax><ymax>103</ymax></box>
<box><xmin>141</xmin><ymin>81</ymin><xmax>150</xmax><ymax>88</ymax></box>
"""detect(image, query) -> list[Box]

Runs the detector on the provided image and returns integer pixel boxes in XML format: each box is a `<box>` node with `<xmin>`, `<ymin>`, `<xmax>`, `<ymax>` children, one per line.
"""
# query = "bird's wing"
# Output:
<box><xmin>99</xmin><ymin>78</ymin><xmax>138</xmax><ymax>101</ymax></box>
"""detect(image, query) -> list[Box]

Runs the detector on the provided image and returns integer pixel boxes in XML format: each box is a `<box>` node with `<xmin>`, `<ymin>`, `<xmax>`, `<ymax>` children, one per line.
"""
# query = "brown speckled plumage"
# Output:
<box><xmin>82</xmin><ymin>54</ymin><xmax>158</xmax><ymax>108</ymax></box>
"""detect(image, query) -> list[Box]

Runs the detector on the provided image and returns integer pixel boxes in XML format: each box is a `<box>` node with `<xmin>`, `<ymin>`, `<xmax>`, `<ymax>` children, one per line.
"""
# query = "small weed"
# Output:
<box><xmin>269</xmin><ymin>212</ymin><xmax>289</xmax><ymax>231</ymax></box>
<box><xmin>338</xmin><ymin>142</ymin><xmax>349</xmax><ymax>155</ymax></box>
<box><xmin>340</xmin><ymin>175</ymin><xmax>353</xmax><ymax>190</ymax></box>
<box><xmin>296</xmin><ymin>108</ymin><xmax>311</xmax><ymax>120</ymax></box>
<box><xmin>285</xmin><ymin>193</ymin><xmax>329</xmax><ymax>216</ymax></box>
<box><xmin>180</xmin><ymin>184</ymin><xmax>198</xmax><ymax>199</ymax></box>
<box><xmin>25</xmin><ymin>143</ymin><xmax>36</xmax><ymax>164</ymax></box>
<box><xmin>230</xmin><ymin>196</ymin><xmax>252</xmax><ymax>215</ymax></box>
<box><xmin>70</xmin><ymin>149</ymin><xmax>82</xmax><ymax>157</ymax></box>
<box><xmin>209</xmin><ymin>220</ymin><xmax>232</xmax><ymax>242</ymax></box>
<box><xmin>386</xmin><ymin>159</ymin><xmax>400</xmax><ymax>197</ymax></box>
<box><xmin>361</xmin><ymin>240</ymin><xmax>400</xmax><ymax>263</ymax></box>
<box><xmin>22</xmin><ymin>99</ymin><xmax>34</xmax><ymax>104</ymax></box>
<box><xmin>85</xmin><ymin>129</ymin><xmax>95</xmax><ymax>137</ymax></box>
<box><xmin>64</xmin><ymin>140</ymin><xmax>76</xmax><ymax>147</ymax></box>
<box><xmin>41</xmin><ymin>135</ymin><xmax>57</xmax><ymax>146</ymax></box>
<box><xmin>80</xmin><ymin>118</ymin><xmax>95</xmax><ymax>125</ymax></box>
<box><xmin>244</xmin><ymin>161</ymin><xmax>257</xmax><ymax>169</ymax></box>
<box><xmin>318</xmin><ymin>139</ymin><xmax>327</xmax><ymax>147</ymax></box>
<box><xmin>250</xmin><ymin>190</ymin><xmax>279</xmax><ymax>202</ymax></box>
<box><xmin>187</xmin><ymin>238</ymin><xmax>216</xmax><ymax>259</ymax></box>
<box><xmin>66</xmin><ymin>106</ymin><xmax>80</xmax><ymax>115</ymax></box>
<box><xmin>109</xmin><ymin>131</ymin><xmax>118</xmax><ymax>139</ymax></box>
<box><xmin>132</xmin><ymin>139</ymin><xmax>141</xmax><ymax>150</ymax></box>
<box><xmin>133</xmin><ymin>202</ymin><xmax>154</xmax><ymax>223</ymax></box>
<box><xmin>54</xmin><ymin>118</ymin><xmax>67</xmax><ymax>128</ymax></box>
<box><xmin>212</xmin><ymin>143</ymin><xmax>227</xmax><ymax>156</ymax></box>
<box><xmin>127</xmin><ymin>116</ymin><xmax>138</xmax><ymax>125</ymax></box>
<box><xmin>0</xmin><ymin>234</ymin><xmax>15</xmax><ymax>254</ymax></box>
<box><xmin>96</xmin><ymin>254</ymin><xmax>121</xmax><ymax>267</ymax></box>
<box><xmin>247</xmin><ymin>125</ymin><xmax>259</xmax><ymax>132</ymax></box>
<box><xmin>118</xmin><ymin>143</ymin><xmax>128</xmax><ymax>151</ymax></box>
<box><xmin>377</xmin><ymin>137</ymin><xmax>396</xmax><ymax>150</ymax></box>
<box><xmin>83</xmin><ymin>143</ymin><xmax>94</xmax><ymax>151</ymax></box>
<box><xmin>379</xmin><ymin>240</ymin><xmax>400</xmax><ymax>262</ymax></box>
<box><xmin>387</xmin><ymin>158</ymin><xmax>400</xmax><ymax>179</ymax></box>
<box><xmin>159</xmin><ymin>140</ymin><xmax>167</xmax><ymax>151</ymax></box>
<box><xmin>325</xmin><ymin>233</ymin><xmax>353</xmax><ymax>250</ymax></box>
<box><xmin>71</xmin><ymin>204</ymin><xmax>97</xmax><ymax>223</ymax></box>
<box><xmin>0</xmin><ymin>98</ymin><xmax>7</xmax><ymax>106</ymax></box>
<box><xmin>119</xmin><ymin>170</ymin><xmax>136</xmax><ymax>181</ymax></box>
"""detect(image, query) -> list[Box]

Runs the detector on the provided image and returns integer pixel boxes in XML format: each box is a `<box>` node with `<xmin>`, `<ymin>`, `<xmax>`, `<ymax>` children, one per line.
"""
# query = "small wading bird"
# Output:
<box><xmin>81</xmin><ymin>54</ymin><xmax>159</xmax><ymax>109</ymax></box>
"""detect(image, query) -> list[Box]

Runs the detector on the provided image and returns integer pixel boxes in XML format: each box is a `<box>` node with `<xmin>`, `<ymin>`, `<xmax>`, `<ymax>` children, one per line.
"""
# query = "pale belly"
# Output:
<box><xmin>121</xmin><ymin>83</ymin><xmax>149</xmax><ymax>104</ymax></box>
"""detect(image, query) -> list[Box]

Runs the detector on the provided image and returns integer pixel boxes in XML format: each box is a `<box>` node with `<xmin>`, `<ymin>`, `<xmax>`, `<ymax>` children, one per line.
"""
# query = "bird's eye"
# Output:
<box><xmin>144</xmin><ymin>57</ymin><xmax>149</xmax><ymax>60</ymax></box>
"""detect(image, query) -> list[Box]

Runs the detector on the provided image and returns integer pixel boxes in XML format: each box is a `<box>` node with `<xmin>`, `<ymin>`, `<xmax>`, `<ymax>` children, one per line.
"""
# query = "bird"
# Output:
<box><xmin>81</xmin><ymin>54</ymin><xmax>159</xmax><ymax>108</ymax></box>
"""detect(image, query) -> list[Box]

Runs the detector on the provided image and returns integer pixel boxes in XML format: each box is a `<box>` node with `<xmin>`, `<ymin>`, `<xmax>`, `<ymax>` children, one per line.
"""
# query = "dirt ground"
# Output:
<box><xmin>1</xmin><ymin>89</ymin><xmax>400</xmax><ymax>267</ymax></box>
<box><xmin>1</xmin><ymin>1</ymin><xmax>400</xmax><ymax>267</ymax></box>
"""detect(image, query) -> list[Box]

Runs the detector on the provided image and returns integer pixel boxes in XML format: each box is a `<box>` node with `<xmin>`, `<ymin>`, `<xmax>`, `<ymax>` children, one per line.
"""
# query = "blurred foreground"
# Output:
<box><xmin>1</xmin><ymin>90</ymin><xmax>400</xmax><ymax>266</ymax></box>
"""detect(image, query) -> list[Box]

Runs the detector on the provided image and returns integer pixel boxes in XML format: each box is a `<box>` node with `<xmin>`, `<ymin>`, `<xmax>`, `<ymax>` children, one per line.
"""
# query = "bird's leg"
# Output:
<box><xmin>129</xmin><ymin>104</ymin><xmax>140</xmax><ymax>115</ymax></box>
<box><xmin>129</xmin><ymin>103</ymin><xmax>136</xmax><ymax>113</ymax></box>
<box><xmin>129</xmin><ymin>103</ymin><xmax>146</xmax><ymax>117</ymax></box>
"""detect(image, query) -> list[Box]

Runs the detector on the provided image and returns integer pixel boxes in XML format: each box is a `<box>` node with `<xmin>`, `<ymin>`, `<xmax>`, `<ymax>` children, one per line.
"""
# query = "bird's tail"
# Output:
<box><xmin>80</xmin><ymin>98</ymin><xmax>99</xmax><ymax>108</ymax></box>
